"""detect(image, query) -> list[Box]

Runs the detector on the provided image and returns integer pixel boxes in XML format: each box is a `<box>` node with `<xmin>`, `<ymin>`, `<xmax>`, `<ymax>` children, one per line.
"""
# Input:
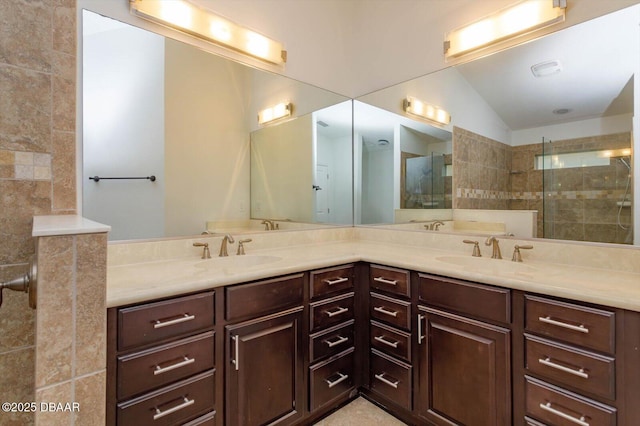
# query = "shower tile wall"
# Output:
<box><xmin>0</xmin><ymin>1</ymin><xmax>77</xmax><ymax>424</ymax></box>
<box><xmin>453</xmin><ymin>127</ymin><xmax>511</xmax><ymax>210</ymax></box>
<box><xmin>542</xmin><ymin>132</ymin><xmax>632</xmax><ymax>244</ymax></box>
<box><xmin>453</xmin><ymin>128</ymin><xmax>632</xmax><ymax>244</ymax></box>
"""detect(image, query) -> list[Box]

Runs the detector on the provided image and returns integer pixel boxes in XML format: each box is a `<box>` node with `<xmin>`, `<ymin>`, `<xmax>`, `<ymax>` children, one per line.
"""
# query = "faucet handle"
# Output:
<box><xmin>512</xmin><ymin>244</ymin><xmax>533</xmax><ymax>262</ymax></box>
<box><xmin>193</xmin><ymin>242</ymin><xmax>211</xmax><ymax>259</ymax></box>
<box><xmin>237</xmin><ymin>239</ymin><xmax>252</xmax><ymax>255</ymax></box>
<box><xmin>463</xmin><ymin>240</ymin><xmax>482</xmax><ymax>257</ymax></box>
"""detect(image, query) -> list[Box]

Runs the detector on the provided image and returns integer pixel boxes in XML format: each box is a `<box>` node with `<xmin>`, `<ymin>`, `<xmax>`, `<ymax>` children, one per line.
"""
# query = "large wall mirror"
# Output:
<box><xmin>355</xmin><ymin>4</ymin><xmax>639</xmax><ymax>246</ymax></box>
<box><xmin>81</xmin><ymin>10</ymin><xmax>352</xmax><ymax>241</ymax></box>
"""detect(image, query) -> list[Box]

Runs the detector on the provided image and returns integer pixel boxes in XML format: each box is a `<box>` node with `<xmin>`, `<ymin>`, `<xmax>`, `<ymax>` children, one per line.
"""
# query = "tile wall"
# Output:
<box><xmin>0</xmin><ymin>1</ymin><xmax>77</xmax><ymax>424</ymax></box>
<box><xmin>453</xmin><ymin>127</ymin><xmax>632</xmax><ymax>243</ymax></box>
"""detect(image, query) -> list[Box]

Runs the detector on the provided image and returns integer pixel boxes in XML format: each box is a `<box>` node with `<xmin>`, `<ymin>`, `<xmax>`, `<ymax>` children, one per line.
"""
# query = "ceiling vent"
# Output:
<box><xmin>531</xmin><ymin>60</ymin><xmax>562</xmax><ymax>77</ymax></box>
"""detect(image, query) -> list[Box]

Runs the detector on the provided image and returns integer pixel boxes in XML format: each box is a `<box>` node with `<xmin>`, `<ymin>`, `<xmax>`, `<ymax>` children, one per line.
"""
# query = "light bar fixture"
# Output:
<box><xmin>130</xmin><ymin>0</ymin><xmax>286</xmax><ymax>65</ymax></box>
<box><xmin>258</xmin><ymin>102</ymin><xmax>292</xmax><ymax>125</ymax></box>
<box><xmin>444</xmin><ymin>0</ymin><xmax>566</xmax><ymax>59</ymax></box>
<box><xmin>403</xmin><ymin>97</ymin><xmax>451</xmax><ymax>125</ymax></box>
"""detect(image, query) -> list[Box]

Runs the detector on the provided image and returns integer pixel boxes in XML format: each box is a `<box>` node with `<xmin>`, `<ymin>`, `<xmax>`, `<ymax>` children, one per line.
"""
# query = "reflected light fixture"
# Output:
<box><xmin>129</xmin><ymin>0</ymin><xmax>286</xmax><ymax>65</ymax></box>
<box><xmin>403</xmin><ymin>97</ymin><xmax>451</xmax><ymax>125</ymax></box>
<box><xmin>444</xmin><ymin>0</ymin><xmax>566</xmax><ymax>59</ymax></box>
<box><xmin>258</xmin><ymin>102</ymin><xmax>293</xmax><ymax>125</ymax></box>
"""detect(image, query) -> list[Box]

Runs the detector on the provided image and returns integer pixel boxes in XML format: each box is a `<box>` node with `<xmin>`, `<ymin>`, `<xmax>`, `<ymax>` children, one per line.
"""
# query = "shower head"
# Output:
<box><xmin>619</xmin><ymin>157</ymin><xmax>631</xmax><ymax>171</ymax></box>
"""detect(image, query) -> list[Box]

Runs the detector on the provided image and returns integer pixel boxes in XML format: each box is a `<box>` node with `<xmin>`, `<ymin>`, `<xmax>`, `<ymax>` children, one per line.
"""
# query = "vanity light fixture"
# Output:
<box><xmin>403</xmin><ymin>96</ymin><xmax>451</xmax><ymax>125</ymax></box>
<box><xmin>444</xmin><ymin>0</ymin><xmax>566</xmax><ymax>59</ymax></box>
<box><xmin>129</xmin><ymin>0</ymin><xmax>287</xmax><ymax>65</ymax></box>
<box><xmin>257</xmin><ymin>102</ymin><xmax>293</xmax><ymax>125</ymax></box>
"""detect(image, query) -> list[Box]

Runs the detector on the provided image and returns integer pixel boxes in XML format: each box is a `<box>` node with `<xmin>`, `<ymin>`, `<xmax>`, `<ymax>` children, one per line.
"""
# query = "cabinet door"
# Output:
<box><xmin>418</xmin><ymin>307</ymin><xmax>511</xmax><ymax>426</ymax></box>
<box><xmin>226</xmin><ymin>308</ymin><xmax>304</xmax><ymax>426</ymax></box>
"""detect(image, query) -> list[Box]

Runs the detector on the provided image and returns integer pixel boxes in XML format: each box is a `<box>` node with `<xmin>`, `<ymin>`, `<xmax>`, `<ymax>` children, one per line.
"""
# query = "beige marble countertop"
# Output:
<box><xmin>107</xmin><ymin>240</ymin><xmax>640</xmax><ymax>311</ymax></box>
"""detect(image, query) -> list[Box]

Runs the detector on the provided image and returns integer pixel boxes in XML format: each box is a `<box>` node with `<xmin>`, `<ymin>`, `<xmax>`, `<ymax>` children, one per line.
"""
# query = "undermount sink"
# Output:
<box><xmin>435</xmin><ymin>255</ymin><xmax>537</xmax><ymax>275</ymax></box>
<box><xmin>194</xmin><ymin>255</ymin><xmax>283</xmax><ymax>270</ymax></box>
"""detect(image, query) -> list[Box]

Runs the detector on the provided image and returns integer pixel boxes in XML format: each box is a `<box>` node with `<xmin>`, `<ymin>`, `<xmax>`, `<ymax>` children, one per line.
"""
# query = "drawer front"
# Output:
<box><xmin>370</xmin><ymin>265</ymin><xmax>410</xmax><ymax>298</ymax></box>
<box><xmin>226</xmin><ymin>274</ymin><xmax>303</xmax><ymax>321</ymax></box>
<box><xmin>310</xmin><ymin>320</ymin><xmax>355</xmax><ymax>363</ymax></box>
<box><xmin>525</xmin><ymin>334</ymin><xmax>615</xmax><ymax>401</ymax></box>
<box><xmin>419</xmin><ymin>274</ymin><xmax>511</xmax><ymax>325</ymax></box>
<box><xmin>525</xmin><ymin>295</ymin><xmax>615</xmax><ymax>354</ymax></box>
<box><xmin>182</xmin><ymin>411</ymin><xmax>216</xmax><ymax>426</ymax></box>
<box><xmin>119</xmin><ymin>292</ymin><xmax>215</xmax><ymax>350</ymax></box>
<box><xmin>117</xmin><ymin>332</ymin><xmax>215</xmax><ymax>400</ymax></box>
<box><xmin>370</xmin><ymin>292</ymin><xmax>411</xmax><ymax>331</ymax></box>
<box><xmin>309</xmin><ymin>348</ymin><xmax>355</xmax><ymax>411</ymax></box>
<box><xmin>310</xmin><ymin>292</ymin><xmax>355</xmax><ymax>332</ymax></box>
<box><xmin>370</xmin><ymin>320</ymin><xmax>411</xmax><ymax>363</ymax></box>
<box><xmin>370</xmin><ymin>349</ymin><xmax>412</xmax><ymax>410</ymax></box>
<box><xmin>310</xmin><ymin>264</ymin><xmax>355</xmax><ymax>299</ymax></box>
<box><xmin>525</xmin><ymin>376</ymin><xmax>616</xmax><ymax>426</ymax></box>
<box><xmin>117</xmin><ymin>370</ymin><xmax>215</xmax><ymax>426</ymax></box>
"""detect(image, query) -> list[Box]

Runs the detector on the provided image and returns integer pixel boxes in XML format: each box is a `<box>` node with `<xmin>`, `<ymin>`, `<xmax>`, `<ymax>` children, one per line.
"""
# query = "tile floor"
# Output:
<box><xmin>313</xmin><ymin>397</ymin><xmax>408</xmax><ymax>425</ymax></box>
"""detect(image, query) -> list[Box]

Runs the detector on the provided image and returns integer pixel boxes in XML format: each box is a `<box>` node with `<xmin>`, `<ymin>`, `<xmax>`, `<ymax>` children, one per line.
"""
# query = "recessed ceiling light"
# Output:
<box><xmin>531</xmin><ymin>60</ymin><xmax>562</xmax><ymax>77</ymax></box>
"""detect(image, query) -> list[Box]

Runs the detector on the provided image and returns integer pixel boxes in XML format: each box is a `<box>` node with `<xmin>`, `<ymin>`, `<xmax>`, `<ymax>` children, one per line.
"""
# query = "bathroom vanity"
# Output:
<box><xmin>105</xmin><ymin>236</ymin><xmax>640</xmax><ymax>426</ymax></box>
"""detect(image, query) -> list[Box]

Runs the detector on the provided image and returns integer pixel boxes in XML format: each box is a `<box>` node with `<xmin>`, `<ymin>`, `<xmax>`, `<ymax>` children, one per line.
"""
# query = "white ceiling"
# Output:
<box><xmin>456</xmin><ymin>5</ymin><xmax>638</xmax><ymax>130</ymax></box>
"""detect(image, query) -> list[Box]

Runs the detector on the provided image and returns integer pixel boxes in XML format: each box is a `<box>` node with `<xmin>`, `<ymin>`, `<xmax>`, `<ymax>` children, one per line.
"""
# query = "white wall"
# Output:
<box><xmin>361</xmin><ymin>145</ymin><xmax>394</xmax><ymax>224</ymax></box>
<box><xmin>164</xmin><ymin>39</ymin><xmax>252</xmax><ymax>236</ymax></box>
<box><xmin>316</xmin><ymin>129</ymin><xmax>353</xmax><ymax>225</ymax></box>
<box><xmin>250</xmin><ymin>115</ymin><xmax>314</xmax><ymax>221</ymax></box>
<box><xmin>82</xmin><ymin>17</ymin><xmax>165</xmax><ymax>241</ymax></box>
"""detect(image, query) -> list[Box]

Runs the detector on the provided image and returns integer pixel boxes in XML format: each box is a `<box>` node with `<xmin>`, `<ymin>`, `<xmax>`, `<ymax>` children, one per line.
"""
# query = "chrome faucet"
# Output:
<box><xmin>193</xmin><ymin>242</ymin><xmax>211</xmax><ymax>259</ymax></box>
<box><xmin>219</xmin><ymin>234</ymin><xmax>235</xmax><ymax>257</ymax></box>
<box><xmin>485</xmin><ymin>236</ymin><xmax>502</xmax><ymax>259</ymax></box>
<box><xmin>261</xmin><ymin>219</ymin><xmax>275</xmax><ymax>231</ymax></box>
<box><xmin>512</xmin><ymin>244</ymin><xmax>533</xmax><ymax>262</ymax></box>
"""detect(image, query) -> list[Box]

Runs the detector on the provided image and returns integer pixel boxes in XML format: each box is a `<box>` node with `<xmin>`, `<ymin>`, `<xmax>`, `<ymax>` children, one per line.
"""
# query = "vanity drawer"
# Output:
<box><xmin>370</xmin><ymin>320</ymin><xmax>411</xmax><ymax>363</ymax></box>
<box><xmin>182</xmin><ymin>411</ymin><xmax>216</xmax><ymax>426</ymax></box>
<box><xmin>226</xmin><ymin>273</ymin><xmax>303</xmax><ymax>321</ymax></box>
<box><xmin>525</xmin><ymin>376</ymin><xmax>616</xmax><ymax>426</ymax></box>
<box><xmin>525</xmin><ymin>295</ymin><xmax>615</xmax><ymax>354</ymax></box>
<box><xmin>525</xmin><ymin>334</ymin><xmax>615</xmax><ymax>401</ymax></box>
<box><xmin>117</xmin><ymin>331</ymin><xmax>215</xmax><ymax>400</ymax></box>
<box><xmin>370</xmin><ymin>292</ymin><xmax>411</xmax><ymax>331</ymax></box>
<box><xmin>310</xmin><ymin>292</ymin><xmax>355</xmax><ymax>332</ymax></box>
<box><xmin>310</xmin><ymin>264</ymin><xmax>355</xmax><ymax>299</ymax></box>
<box><xmin>309</xmin><ymin>348</ymin><xmax>355</xmax><ymax>411</ymax></box>
<box><xmin>419</xmin><ymin>274</ymin><xmax>511</xmax><ymax>325</ymax></box>
<box><xmin>370</xmin><ymin>265</ymin><xmax>410</xmax><ymax>298</ymax></box>
<box><xmin>118</xmin><ymin>292</ymin><xmax>215</xmax><ymax>350</ymax></box>
<box><xmin>310</xmin><ymin>320</ymin><xmax>355</xmax><ymax>363</ymax></box>
<box><xmin>370</xmin><ymin>349</ymin><xmax>412</xmax><ymax>410</ymax></box>
<box><xmin>117</xmin><ymin>370</ymin><xmax>215</xmax><ymax>426</ymax></box>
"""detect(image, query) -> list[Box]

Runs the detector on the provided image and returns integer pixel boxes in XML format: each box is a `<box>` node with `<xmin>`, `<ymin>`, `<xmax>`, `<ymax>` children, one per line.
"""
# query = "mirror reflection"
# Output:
<box><xmin>355</xmin><ymin>4</ymin><xmax>638</xmax><ymax>245</ymax></box>
<box><xmin>81</xmin><ymin>10</ymin><xmax>351</xmax><ymax>241</ymax></box>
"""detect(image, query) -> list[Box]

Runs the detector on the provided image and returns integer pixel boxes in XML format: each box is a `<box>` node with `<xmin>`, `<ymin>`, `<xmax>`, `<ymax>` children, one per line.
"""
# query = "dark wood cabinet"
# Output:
<box><xmin>417</xmin><ymin>307</ymin><xmax>511</xmax><ymax>425</ymax></box>
<box><xmin>225</xmin><ymin>307</ymin><xmax>304</xmax><ymax>426</ymax></box>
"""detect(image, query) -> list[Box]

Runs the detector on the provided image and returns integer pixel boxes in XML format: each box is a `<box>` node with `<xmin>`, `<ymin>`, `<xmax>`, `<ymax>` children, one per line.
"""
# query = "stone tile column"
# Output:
<box><xmin>32</xmin><ymin>216</ymin><xmax>109</xmax><ymax>426</ymax></box>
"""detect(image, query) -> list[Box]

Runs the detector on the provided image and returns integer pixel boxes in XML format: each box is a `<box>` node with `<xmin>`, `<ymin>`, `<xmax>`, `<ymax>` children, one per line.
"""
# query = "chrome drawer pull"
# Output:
<box><xmin>324</xmin><ymin>335</ymin><xmax>349</xmax><ymax>348</ymax></box>
<box><xmin>323</xmin><ymin>277</ymin><xmax>349</xmax><ymax>286</ymax></box>
<box><xmin>373</xmin><ymin>277</ymin><xmax>397</xmax><ymax>286</ymax></box>
<box><xmin>538</xmin><ymin>316</ymin><xmax>589</xmax><ymax>334</ymax></box>
<box><xmin>418</xmin><ymin>314</ymin><xmax>426</xmax><ymax>345</ymax></box>
<box><xmin>325</xmin><ymin>306</ymin><xmax>349</xmax><ymax>317</ymax></box>
<box><xmin>153</xmin><ymin>313</ymin><xmax>195</xmax><ymax>329</ymax></box>
<box><xmin>374</xmin><ymin>335</ymin><xmax>399</xmax><ymax>348</ymax></box>
<box><xmin>153</xmin><ymin>356</ymin><xmax>195</xmax><ymax>376</ymax></box>
<box><xmin>325</xmin><ymin>372</ymin><xmax>349</xmax><ymax>388</ymax></box>
<box><xmin>153</xmin><ymin>396</ymin><xmax>195</xmax><ymax>420</ymax></box>
<box><xmin>374</xmin><ymin>306</ymin><xmax>398</xmax><ymax>317</ymax></box>
<box><xmin>539</xmin><ymin>357</ymin><xmax>589</xmax><ymax>379</ymax></box>
<box><xmin>539</xmin><ymin>402</ymin><xmax>589</xmax><ymax>426</ymax></box>
<box><xmin>374</xmin><ymin>372</ymin><xmax>399</xmax><ymax>389</ymax></box>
